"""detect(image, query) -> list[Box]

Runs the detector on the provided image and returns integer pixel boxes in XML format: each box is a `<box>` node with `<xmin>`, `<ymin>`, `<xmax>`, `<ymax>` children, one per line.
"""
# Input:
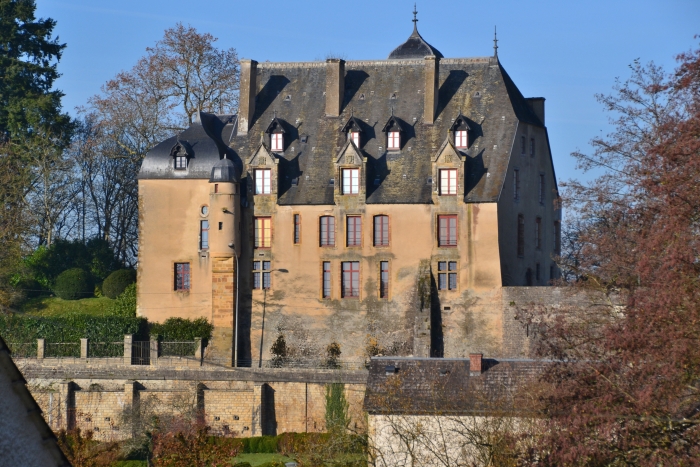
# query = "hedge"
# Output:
<box><xmin>150</xmin><ymin>317</ymin><xmax>214</xmax><ymax>341</ymax></box>
<box><xmin>103</xmin><ymin>269</ymin><xmax>136</xmax><ymax>299</ymax></box>
<box><xmin>54</xmin><ymin>268</ymin><xmax>94</xmax><ymax>300</ymax></box>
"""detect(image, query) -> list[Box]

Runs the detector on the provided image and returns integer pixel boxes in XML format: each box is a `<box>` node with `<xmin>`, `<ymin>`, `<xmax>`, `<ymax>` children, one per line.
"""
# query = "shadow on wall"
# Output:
<box><xmin>262</xmin><ymin>383</ymin><xmax>277</xmax><ymax>436</ymax></box>
<box><xmin>430</xmin><ymin>272</ymin><xmax>444</xmax><ymax>358</ymax></box>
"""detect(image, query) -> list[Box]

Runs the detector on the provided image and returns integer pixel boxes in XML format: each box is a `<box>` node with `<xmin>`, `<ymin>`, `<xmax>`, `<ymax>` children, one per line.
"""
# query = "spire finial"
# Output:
<box><xmin>493</xmin><ymin>26</ymin><xmax>499</xmax><ymax>58</ymax></box>
<box><xmin>412</xmin><ymin>4</ymin><xmax>418</xmax><ymax>31</ymax></box>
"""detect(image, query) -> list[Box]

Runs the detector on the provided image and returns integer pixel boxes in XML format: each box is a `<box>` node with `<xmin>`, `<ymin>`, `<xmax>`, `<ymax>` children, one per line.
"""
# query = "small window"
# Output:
<box><xmin>554</xmin><ymin>221</ymin><xmax>561</xmax><ymax>255</ymax></box>
<box><xmin>349</xmin><ymin>131</ymin><xmax>360</xmax><ymax>147</ymax></box>
<box><xmin>346</xmin><ymin>216</ymin><xmax>362</xmax><ymax>247</ymax></box>
<box><xmin>342</xmin><ymin>168</ymin><xmax>359</xmax><ymax>195</ymax></box>
<box><xmin>341</xmin><ymin>261</ymin><xmax>360</xmax><ymax>298</ymax></box>
<box><xmin>271</xmin><ymin>133</ymin><xmax>283</xmax><ymax>152</ymax></box>
<box><xmin>214</xmin><ymin>184</ymin><xmax>219</xmax><ymax>193</ymax></box>
<box><xmin>254</xmin><ymin>217</ymin><xmax>272</xmax><ymax>248</ymax></box>
<box><xmin>200</xmin><ymin>220</ymin><xmax>209</xmax><ymax>250</ymax></box>
<box><xmin>530</xmin><ymin>138</ymin><xmax>536</xmax><ymax>157</ymax></box>
<box><xmin>539</xmin><ymin>174</ymin><xmax>545</xmax><ymax>204</ymax></box>
<box><xmin>455</xmin><ymin>130</ymin><xmax>468</xmax><ymax>148</ymax></box>
<box><xmin>520</xmin><ymin>136</ymin><xmax>526</xmax><ymax>155</ymax></box>
<box><xmin>293</xmin><ymin>214</ymin><xmax>301</xmax><ymax>245</ymax></box>
<box><xmin>253</xmin><ymin>261</ymin><xmax>271</xmax><ymax>290</ymax></box>
<box><xmin>218</xmin><ymin>222</ymin><xmax>223</xmax><ymax>230</ymax></box>
<box><xmin>439</xmin><ymin>169</ymin><xmax>458</xmax><ymax>195</ymax></box>
<box><xmin>535</xmin><ymin>217</ymin><xmax>542</xmax><ymax>250</ymax></box>
<box><xmin>174</xmin><ymin>155</ymin><xmax>187</xmax><ymax>170</ymax></box>
<box><xmin>255</xmin><ymin>169</ymin><xmax>271</xmax><ymax>194</ymax></box>
<box><xmin>437</xmin><ymin>261</ymin><xmax>457</xmax><ymax>290</ymax></box>
<box><xmin>373</xmin><ymin>215</ymin><xmax>389</xmax><ymax>247</ymax></box>
<box><xmin>200</xmin><ymin>205</ymin><xmax>209</xmax><ymax>216</ymax></box>
<box><xmin>387</xmin><ymin>131</ymin><xmax>400</xmax><ymax>150</ymax></box>
<box><xmin>322</xmin><ymin>261</ymin><xmax>331</xmax><ymax>298</ymax></box>
<box><xmin>320</xmin><ymin>216</ymin><xmax>335</xmax><ymax>247</ymax></box>
<box><xmin>517</xmin><ymin>215</ymin><xmax>525</xmax><ymax>257</ymax></box>
<box><xmin>380</xmin><ymin>261</ymin><xmax>389</xmax><ymax>299</ymax></box>
<box><xmin>174</xmin><ymin>263</ymin><xmax>190</xmax><ymax>291</ymax></box>
<box><xmin>513</xmin><ymin>169</ymin><xmax>520</xmax><ymax>200</ymax></box>
<box><xmin>438</xmin><ymin>215</ymin><xmax>458</xmax><ymax>247</ymax></box>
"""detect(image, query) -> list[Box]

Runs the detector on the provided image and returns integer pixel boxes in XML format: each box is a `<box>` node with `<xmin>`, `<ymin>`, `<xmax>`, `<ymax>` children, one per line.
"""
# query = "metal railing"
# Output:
<box><xmin>131</xmin><ymin>341</ymin><xmax>151</xmax><ymax>365</ymax></box>
<box><xmin>88</xmin><ymin>341</ymin><xmax>124</xmax><ymax>358</ymax></box>
<box><xmin>45</xmin><ymin>342</ymin><xmax>80</xmax><ymax>358</ymax></box>
<box><xmin>160</xmin><ymin>341</ymin><xmax>197</xmax><ymax>357</ymax></box>
<box><xmin>7</xmin><ymin>342</ymin><xmax>37</xmax><ymax>358</ymax></box>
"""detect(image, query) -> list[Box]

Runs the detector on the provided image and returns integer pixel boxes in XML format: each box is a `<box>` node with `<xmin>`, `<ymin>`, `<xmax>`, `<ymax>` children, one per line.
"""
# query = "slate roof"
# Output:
<box><xmin>363</xmin><ymin>357</ymin><xmax>545</xmax><ymax>416</ymax></box>
<box><xmin>139</xmin><ymin>112</ymin><xmax>237</xmax><ymax>180</ymax></box>
<box><xmin>388</xmin><ymin>23</ymin><xmax>444</xmax><ymax>60</ymax></box>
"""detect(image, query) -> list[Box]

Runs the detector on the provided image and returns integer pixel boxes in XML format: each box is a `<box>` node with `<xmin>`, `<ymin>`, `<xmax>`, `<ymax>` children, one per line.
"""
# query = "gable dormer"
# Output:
<box><xmin>169</xmin><ymin>139</ymin><xmax>192</xmax><ymax>170</ymax></box>
<box><xmin>382</xmin><ymin>115</ymin><xmax>404</xmax><ymax>151</ymax></box>
<box><xmin>334</xmin><ymin>139</ymin><xmax>366</xmax><ymax>198</ymax></box>
<box><xmin>449</xmin><ymin>114</ymin><xmax>472</xmax><ymax>149</ymax></box>
<box><xmin>341</xmin><ymin>115</ymin><xmax>364</xmax><ymax>148</ymax></box>
<box><xmin>432</xmin><ymin>138</ymin><xmax>466</xmax><ymax>198</ymax></box>
<box><xmin>248</xmin><ymin>143</ymin><xmax>279</xmax><ymax>196</ymax></box>
<box><xmin>264</xmin><ymin>116</ymin><xmax>286</xmax><ymax>153</ymax></box>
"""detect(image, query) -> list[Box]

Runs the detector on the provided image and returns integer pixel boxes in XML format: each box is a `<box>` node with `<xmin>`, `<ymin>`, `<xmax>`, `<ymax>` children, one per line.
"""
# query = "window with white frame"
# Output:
<box><xmin>439</xmin><ymin>169</ymin><xmax>458</xmax><ymax>195</ymax></box>
<box><xmin>455</xmin><ymin>130</ymin><xmax>468</xmax><ymax>148</ymax></box>
<box><xmin>349</xmin><ymin>131</ymin><xmax>360</xmax><ymax>147</ymax></box>
<box><xmin>342</xmin><ymin>168</ymin><xmax>359</xmax><ymax>194</ymax></box>
<box><xmin>387</xmin><ymin>131</ymin><xmax>400</xmax><ymax>150</ymax></box>
<box><xmin>253</xmin><ymin>261</ymin><xmax>271</xmax><ymax>289</ymax></box>
<box><xmin>174</xmin><ymin>155</ymin><xmax>187</xmax><ymax>170</ymax></box>
<box><xmin>255</xmin><ymin>169</ymin><xmax>271</xmax><ymax>194</ymax></box>
<box><xmin>271</xmin><ymin>133</ymin><xmax>283</xmax><ymax>152</ymax></box>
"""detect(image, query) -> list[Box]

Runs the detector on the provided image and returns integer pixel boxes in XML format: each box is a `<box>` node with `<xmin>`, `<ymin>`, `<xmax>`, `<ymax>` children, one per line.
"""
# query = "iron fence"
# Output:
<box><xmin>88</xmin><ymin>341</ymin><xmax>124</xmax><ymax>358</ymax></box>
<box><xmin>159</xmin><ymin>341</ymin><xmax>197</xmax><ymax>357</ymax></box>
<box><xmin>7</xmin><ymin>342</ymin><xmax>37</xmax><ymax>358</ymax></box>
<box><xmin>45</xmin><ymin>342</ymin><xmax>80</xmax><ymax>358</ymax></box>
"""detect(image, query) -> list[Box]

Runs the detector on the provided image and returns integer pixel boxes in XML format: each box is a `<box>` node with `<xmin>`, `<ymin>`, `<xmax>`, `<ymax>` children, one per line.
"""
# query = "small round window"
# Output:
<box><xmin>201</xmin><ymin>205</ymin><xmax>209</xmax><ymax>216</ymax></box>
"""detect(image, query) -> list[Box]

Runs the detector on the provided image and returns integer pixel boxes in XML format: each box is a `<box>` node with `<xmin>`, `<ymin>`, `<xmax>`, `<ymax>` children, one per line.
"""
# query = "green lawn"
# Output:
<box><xmin>231</xmin><ymin>453</ymin><xmax>295</xmax><ymax>466</ymax></box>
<box><xmin>18</xmin><ymin>296</ymin><xmax>115</xmax><ymax>317</ymax></box>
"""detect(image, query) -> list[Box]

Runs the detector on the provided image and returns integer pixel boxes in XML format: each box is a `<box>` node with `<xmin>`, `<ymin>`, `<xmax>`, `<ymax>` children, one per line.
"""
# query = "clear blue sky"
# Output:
<box><xmin>37</xmin><ymin>0</ymin><xmax>699</xmax><ymax>185</ymax></box>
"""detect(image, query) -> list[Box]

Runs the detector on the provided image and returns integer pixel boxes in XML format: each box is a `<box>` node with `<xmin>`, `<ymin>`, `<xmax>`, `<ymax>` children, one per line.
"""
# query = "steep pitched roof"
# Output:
<box><xmin>388</xmin><ymin>23</ymin><xmax>444</xmax><ymax>60</ymax></box>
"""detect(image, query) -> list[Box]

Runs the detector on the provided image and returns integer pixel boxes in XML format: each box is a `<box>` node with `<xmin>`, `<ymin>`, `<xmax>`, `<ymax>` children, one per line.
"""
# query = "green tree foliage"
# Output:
<box><xmin>270</xmin><ymin>333</ymin><xmax>288</xmax><ymax>367</ymax></box>
<box><xmin>102</xmin><ymin>268</ymin><xmax>136</xmax><ymax>298</ymax></box>
<box><xmin>109</xmin><ymin>283</ymin><xmax>136</xmax><ymax>317</ymax></box>
<box><xmin>149</xmin><ymin>317</ymin><xmax>214</xmax><ymax>341</ymax></box>
<box><xmin>325</xmin><ymin>383</ymin><xmax>350</xmax><ymax>433</ymax></box>
<box><xmin>54</xmin><ymin>268</ymin><xmax>94</xmax><ymax>300</ymax></box>
<box><xmin>0</xmin><ymin>313</ymin><xmax>147</xmax><ymax>343</ymax></box>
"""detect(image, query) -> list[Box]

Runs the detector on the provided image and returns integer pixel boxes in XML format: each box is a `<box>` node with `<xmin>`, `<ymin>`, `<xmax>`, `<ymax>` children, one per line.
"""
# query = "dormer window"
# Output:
<box><xmin>341</xmin><ymin>115</ymin><xmax>364</xmax><ymax>148</ymax></box>
<box><xmin>455</xmin><ymin>131</ymin><xmax>468</xmax><ymax>148</ymax></box>
<box><xmin>450</xmin><ymin>114</ymin><xmax>471</xmax><ymax>149</ymax></box>
<box><xmin>271</xmin><ymin>133</ymin><xmax>283</xmax><ymax>152</ymax></box>
<box><xmin>387</xmin><ymin>132</ymin><xmax>400</xmax><ymax>150</ymax></box>
<box><xmin>170</xmin><ymin>141</ymin><xmax>191</xmax><ymax>170</ymax></box>
<box><xmin>174</xmin><ymin>155</ymin><xmax>187</xmax><ymax>170</ymax></box>
<box><xmin>349</xmin><ymin>131</ymin><xmax>360</xmax><ymax>147</ymax></box>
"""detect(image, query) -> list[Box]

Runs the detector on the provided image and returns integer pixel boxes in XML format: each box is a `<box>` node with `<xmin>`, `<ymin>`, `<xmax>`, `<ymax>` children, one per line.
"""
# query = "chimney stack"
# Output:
<box><xmin>325</xmin><ymin>59</ymin><xmax>345</xmax><ymax>117</ymax></box>
<box><xmin>238</xmin><ymin>59</ymin><xmax>258</xmax><ymax>134</ymax></box>
<box><xmin>526</xmin><ymin>97</ymin><xmax>545</xmax><ymax>125</ymax></box>
<box><xmin>423</xmin><ymin>56</ymin><xmax>439</xmax><ymax>125</ymax></box>
<box><xmin>469</xmin><ymin>353</ymin><xmax>483</xmax><ymax>376</ymax></box>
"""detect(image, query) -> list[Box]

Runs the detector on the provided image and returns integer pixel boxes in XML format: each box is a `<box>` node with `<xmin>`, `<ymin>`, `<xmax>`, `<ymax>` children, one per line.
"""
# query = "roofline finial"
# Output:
<box><xmin>412</xmin><ymin>3</ymin><xmax>418</xmax><ymax>32</ymax></box>
<box><xmin>493</xmin><ymin>26</ymin><xmax>499</xmax><ymax>58</ymax></box>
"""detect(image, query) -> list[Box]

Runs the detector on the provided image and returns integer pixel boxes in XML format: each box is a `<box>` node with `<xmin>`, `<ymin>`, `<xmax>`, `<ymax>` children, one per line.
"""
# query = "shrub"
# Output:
<box><xmin>102</xmin><ymin>269</ymin><xmax>136</xmax><ymax>299</ymax></box>
<box><xmin>149</xmin><ymin>317</ymin><xmax>214</xmax><ymax>341</ymax></box>
<box><xmin>326</xmin><ymin>341</ymin><xmax>341</xmax><ymax>368</ymax></box>
<box><xmin>15</xmin><ymin>278</ymin><xmax>44</xmax><ymax>299</ymax></box>
<box><xmin>54</xmin><ymin>268</ymin><xmax>94</xmax><ymax>300</ymax></box>
<box><xmin>0</xmin><ymin>313</ymin><xmax>147</xmax><ymax>343</ymax></box>
<box><xmin>270</xmin><ymin>334</ymin><xmax>288</xmax><ymax>367</ymax></box>
<box><xmin>110</xmin><ymin>283</ymin><xmax>137</xmax><ymax>317</ymax></box>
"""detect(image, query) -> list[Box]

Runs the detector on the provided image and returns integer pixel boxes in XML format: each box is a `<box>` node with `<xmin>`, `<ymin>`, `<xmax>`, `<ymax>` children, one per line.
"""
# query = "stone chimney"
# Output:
<box><xmin>423</xmin><ymin>56</ymin><xmax>440</xmax><ymax>125</ymax></box>
<box><xmin>469</xmin><ymin>353</ymin><xmax>483</xmax><ymax>376</ymax></box>
<box><xmin>238</xmin><ymin>59</ymin><xmax>258</xmax><ymax>134</ymax></box>
<box><xmin>526</xmin><ymin>97</ymin><xmax>545</xmax><ymax>125</ymax></box>
<box><xmin>325</xmin><ymin>59</ymin><xmax>345</xmax><ymax>117</ymax></box>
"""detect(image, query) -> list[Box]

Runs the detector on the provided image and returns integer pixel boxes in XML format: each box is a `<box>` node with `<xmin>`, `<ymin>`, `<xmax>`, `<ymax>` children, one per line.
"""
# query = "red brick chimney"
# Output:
<box><xmin>469</xmin><ymin>353</ymin><xmax>483</xmax><ymax>376</ymax></box>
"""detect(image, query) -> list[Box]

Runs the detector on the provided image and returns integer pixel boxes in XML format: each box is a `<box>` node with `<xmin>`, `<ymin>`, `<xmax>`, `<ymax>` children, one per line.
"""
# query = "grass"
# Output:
<box><xmin>231</xmin><ymin>453</ymin><xmax>295</xmax><ymax>466</ymax></box>
<box><xmin>18</xmin><ymin>296</ymin><xmax>115</xmax><ymax>317</ymax></box>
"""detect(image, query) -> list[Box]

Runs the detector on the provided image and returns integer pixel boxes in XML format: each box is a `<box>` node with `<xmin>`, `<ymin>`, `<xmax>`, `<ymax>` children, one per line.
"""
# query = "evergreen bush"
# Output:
<box><xmin>110</xmin><ymin>283</ymin><xmax>137</xmax><ymax>317</ymax></box>
<box><xmin>54</xmin><ymin>268</ymin><xmax>94</xmax><ymax>300</ymax></box>
<box><xmin>0</xmin><ymin>313</ymin><xmax>147</xmax><ymax>343</ymax></box>
<box><xmin>102</xmin><ymin>269</ymin><xmax>136</xmax><ymax>299</ymax></box>
<box><xmin>149</xmin><ymin>317</ymin><xmax>214</xmax><ymax>341</ymax></box>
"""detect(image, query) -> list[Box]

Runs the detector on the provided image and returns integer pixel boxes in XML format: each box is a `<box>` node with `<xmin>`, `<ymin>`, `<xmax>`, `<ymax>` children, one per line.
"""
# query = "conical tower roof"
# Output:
<box><xmin>388</xmin><ymin>6</ymin><xmax>443</xmax><ymax>60</ymax></box>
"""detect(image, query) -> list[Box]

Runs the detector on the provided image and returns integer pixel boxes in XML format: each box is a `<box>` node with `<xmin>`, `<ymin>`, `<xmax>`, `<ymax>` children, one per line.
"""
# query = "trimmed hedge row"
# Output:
<box><xmin>150</xmin><ymin>317</ymin><xmax>213</xmax><ymax>342</ymax></box>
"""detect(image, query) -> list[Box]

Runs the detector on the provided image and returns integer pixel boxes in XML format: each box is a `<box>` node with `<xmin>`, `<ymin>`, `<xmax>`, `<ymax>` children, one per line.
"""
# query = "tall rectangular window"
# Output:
<box><xmin>554</xmin><ymin>221</ymin><xmax>561</xmax><ymax>255</ymax></box>
<box><xmin>388</xmin><ymin>131</ymin><xmax>400</xmax><ymax>150</ymax></box>
<box><xmin>254</xmin><ymin>217</ymin><xmax>272</xmax><ymax>248</ymax></box>
<box><xmin>320</xmin><ymin>216</ymin><xmax>335</xmax><ymax>247</ymax></box>
<box><xmin>437</xmin><ymin>261</ymin><xmax>457</xmax><ymax>291</ymax></box>
<box><xmin>252</xmin><ymin>261</ymin><xmax>271</xmax><ymax>289</ymax></box>
<box><xmin>438</xmin><ymin>215</ymin><xmax>458</xmax><ymax>247</ymax></box>
<box><xmin>380</xmin><ymin>261</ymin><xmax>389</xmax><ymax>298</ymax></box>
<box><xmin>293</xmin><ymin>214</ymin><xmax>301</xmax><ymax>245</ymax></box>
<box><xmin>535</xmin><ymin>217</ymin><xmax>542</xmax><ymax>249</ymax></box>
<box><xmin>341</xmin><ymin>261</ymin><xmax>360</xmax><ymax>298</ymax></box>
<box><xmin>322</xmin><ymin>261</ymin><xmax>331</xmax><ymax>298</ymax></box>
<box><xmin>174</xmin><ymin>263</ymin><xmax>190</xmax><ymax>291</ymax></box>
<box><xmin>342</xmin><ymin>168</ymin><xmax>359</xmax><ymax>194</ymax></box>
<box><xmin>439</xmin><ymin>169</ymin><xmax>458</xmax><ymax>195</ymax></box>
<box><xmin>517</xmin><ymin>215</ymin><xmax>525</xmax><ymax>257</ymax></box>
<box><xmin>455</xmin><ymin>130</ymin><xmax>468</xmax><ymax>148</ymax></box>
<box><xmin>539</xmin><ymin>174</ymin><xmax>545</xmax><ymax>204</ymax></box>
<box><xmin>530</xmin><ymin>138</ymin><xmax>536</xmax><ymax>157</ymax></box>
<box><xmin>373</xmin><ymin>215</ymin><xmax>389</xmax><ymax>247</ymax></box>
<box><xmin>521</xmin><ymin>136</ymin><xmax>526</xmax><ymax>154</ymax></box>
<box><xmin>513</xmin><ymin>169</ymin><xmax>520</xmax><ymax>200</ymax></box>
<box><xmin>346</xmin><ymin>216</ymin><xmax>362</xmax><ymax>247</ymax></box>
<box><xmin>271</xmin><ymin>133</ymin><xmax>283</xmax><ymax>152</ymax></box>
<box><xmin>255</xmin><ymin>169</ymin><xmax>271</xmax><ymax>194</ymax></box>
<box><xmin>200</xmin><ymin>220</ymin><xmax>209</xmax><ymax>250</ymax></box>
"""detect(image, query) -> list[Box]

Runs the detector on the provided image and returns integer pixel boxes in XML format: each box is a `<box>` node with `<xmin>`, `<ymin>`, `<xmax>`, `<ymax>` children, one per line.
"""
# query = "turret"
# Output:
<box><xmin>208</xmin><ymin>158</ymin><xmax>241</xmax><ymax>257</ymax></box>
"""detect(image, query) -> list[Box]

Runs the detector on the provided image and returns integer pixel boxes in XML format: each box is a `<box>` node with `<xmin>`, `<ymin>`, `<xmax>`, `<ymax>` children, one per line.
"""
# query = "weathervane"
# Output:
<box><xmin>412</xmin><ymin>3</ymin><xmax>418</xmax><ymax>31</ymax></box>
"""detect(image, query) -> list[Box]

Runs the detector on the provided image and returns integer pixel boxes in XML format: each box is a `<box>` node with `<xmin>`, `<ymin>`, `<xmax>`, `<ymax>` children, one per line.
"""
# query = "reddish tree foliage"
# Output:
<box><xmin>150</xmin><ymin>419</ymin><xmax>240</xmax><ymax>467</ymax></box>
<box><xmin>523</xmin><ymin>42</ymin><xmax>700</xmax><ymax>465</ymax></box>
